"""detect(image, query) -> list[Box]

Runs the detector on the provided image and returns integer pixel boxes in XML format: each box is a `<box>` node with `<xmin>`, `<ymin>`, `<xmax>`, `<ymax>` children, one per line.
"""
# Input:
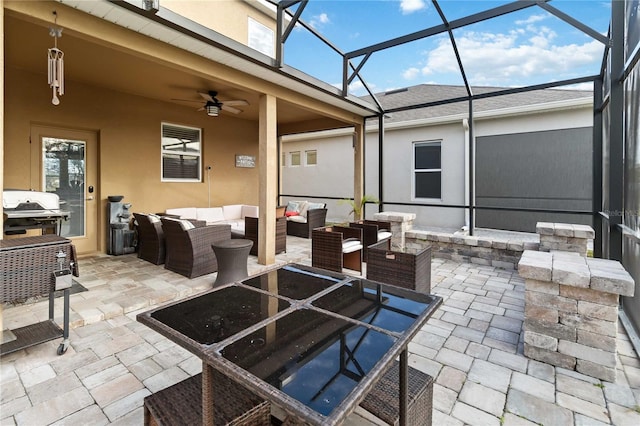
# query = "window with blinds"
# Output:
<box><xmin>161</xmin><ymin>123</ymin><xmax>202</xmax><ymax>182</ymax></box>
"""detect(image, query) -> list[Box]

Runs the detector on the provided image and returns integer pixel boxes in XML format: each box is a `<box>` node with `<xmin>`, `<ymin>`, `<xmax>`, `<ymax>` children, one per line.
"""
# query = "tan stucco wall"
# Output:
<box><xmin>162</xmin><ymin>0</ymin><xmax>276</xmax><ymax>46</ymax></box>
<box><xmin>4</xmin><ymin>67</ymin><xmax>260</xmax><ymax>253</ymax></box>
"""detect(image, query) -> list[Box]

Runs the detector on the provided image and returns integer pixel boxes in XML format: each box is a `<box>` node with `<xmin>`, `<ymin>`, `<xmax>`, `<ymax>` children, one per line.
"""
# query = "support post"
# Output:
<box><xmin>258</xmin><ymin>94</ymin><xmax>277</xmax><ymax>265</ymax></box>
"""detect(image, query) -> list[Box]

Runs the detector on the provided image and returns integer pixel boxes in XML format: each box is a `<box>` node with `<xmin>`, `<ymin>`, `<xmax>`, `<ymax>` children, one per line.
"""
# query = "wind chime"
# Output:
<box><xmin>48</xmin><ymin>11</ymin><xmax>64</xmax><ymax>106</ymax></box>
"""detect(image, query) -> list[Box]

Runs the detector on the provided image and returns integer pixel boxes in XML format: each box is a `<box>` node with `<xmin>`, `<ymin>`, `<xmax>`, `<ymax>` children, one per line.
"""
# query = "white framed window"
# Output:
<box><xmin>248</xmin><ymin>17</ymin><xmax>274</xmax><ymax>57</ymax></box>
<box><xmin>161</xmin><ymin>122</ymin><xmax>202</xmax><ymax>182</ymax></box>
<box><xmin>414</xmin><ymin>141</ymin><xmax>441</xmax><ymax>199</ymax></box>
<box><xmin>305</xmin><ymin>150</ymin><xmax>317</xmax><ymax>166</ymax></box>
<box><xmin>290</xmin><ymin>151</ymin><xmax>301</xmax><ymax>167</ymax></box>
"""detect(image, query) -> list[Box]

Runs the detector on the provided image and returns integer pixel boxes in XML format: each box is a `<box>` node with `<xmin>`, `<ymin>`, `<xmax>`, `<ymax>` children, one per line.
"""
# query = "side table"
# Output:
<box><xmin>366</xmin><ymin>240</ymin><xmax>431</xmax><ymax>293</ymax></box>
<box><xmin>211</xmin><ymin>239</ymin><xmax>253</xmax><ymax>286</ymax></box>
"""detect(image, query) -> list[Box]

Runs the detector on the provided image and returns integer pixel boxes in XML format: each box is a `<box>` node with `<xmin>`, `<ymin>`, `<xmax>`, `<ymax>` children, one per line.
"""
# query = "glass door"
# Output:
<box><xmin>31</xmin><ymin>125</ymin><xmax>98</xmax><ymax>255</ymax></box>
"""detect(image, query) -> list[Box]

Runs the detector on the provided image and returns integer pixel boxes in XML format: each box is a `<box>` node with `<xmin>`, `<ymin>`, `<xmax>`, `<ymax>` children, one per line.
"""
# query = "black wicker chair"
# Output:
<box><xmin>349</xmin><ymin>219</ymin><xmax>392</xmax><ymax>262</ymax></box>
<box><xmin>133</xmin><ymin>213</ymin><xmax>166</xmax><ymax>265</ymax></box>
<box><xmin>244</xmin><ymin>216</ymin><xmax>287</xmax><ymax>256</ymax></box>
<box><xmin>161</xmin><ymin>217</ymin><xmax>231</xmax><ymax>278</ymax></box>
<box><xmin>311</xmin><ymin>225</ymin><xmax>363</xmax><ymax>273</ymax></box>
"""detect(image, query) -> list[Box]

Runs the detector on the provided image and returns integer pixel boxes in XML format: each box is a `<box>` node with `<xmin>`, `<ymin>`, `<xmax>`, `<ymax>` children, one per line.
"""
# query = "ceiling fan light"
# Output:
<box><xmin>205</xmin><ymin>101</ymin><xmax>221</xmax><ymax>117</ymax></box>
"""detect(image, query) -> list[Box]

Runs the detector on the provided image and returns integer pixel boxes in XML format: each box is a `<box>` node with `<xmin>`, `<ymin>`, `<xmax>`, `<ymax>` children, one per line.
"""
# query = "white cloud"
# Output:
<box><xmin>310</xmin><ymin>13</ymin><xmax>330</xmax><ymax>29</ymax></box>
<box><xmin>332</xmin><ymin>80</ymin><xmax>377</xmax><ymax>96</ymax></box>
<box><xmin>402</xmin><ymin>67</ymin><xmax>420</xmax><ymax>80</ymax></box>
<box><xmin>515</xmin><ymin>14</ymin><xmax>548</xmax><ymax>25</ymax></box>
<box><xmin>417</xmin><ymin>26</ymin><xmax>603</xmax><ymax>86</ymax></box>
<box><xmin>400</xmin><ymin>0</ymin><xmax>427</xmax><ymax>15</ymax></box>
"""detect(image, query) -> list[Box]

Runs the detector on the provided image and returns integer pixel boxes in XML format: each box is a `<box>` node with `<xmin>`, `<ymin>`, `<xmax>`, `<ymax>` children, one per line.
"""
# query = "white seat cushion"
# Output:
<box><xmin>165</xmin><ymin>207</ymin><xmax>197</xmax><ymax>219</ymax></box>
<box><xmin>342</xmin><ymin>239</ymin><xmax>362</xmax><ymax>253</ymax></box>
<box><xmin>287</xmin><ymin>215</ymin><xmax>307</xmax><ymax>223</ymax></box>
<box><xmin>377</xmin><ymin>231</ymin><xmax>392</xmax><ymax>241</ymax></box>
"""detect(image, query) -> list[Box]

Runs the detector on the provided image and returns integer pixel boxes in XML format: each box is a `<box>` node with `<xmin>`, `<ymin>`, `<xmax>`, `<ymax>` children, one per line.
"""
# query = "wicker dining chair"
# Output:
<box><xmin>161</xmin><ymin>217</ymin><xmax>231</xmax><ymax>278</ymax></box>
<box><xmin>349</xmin><ymin>219</ymin><xmax>392</xmax><ymax>262</ymax></box>
<box><xmin>133</xmin><ymin>213</ymin><xmax>166</xmax><ymax>265</ymax></box>
<box><xmin>311</xmin><ymin>225</ymin><xmax>363</xmax><ymax>273</ymax></box>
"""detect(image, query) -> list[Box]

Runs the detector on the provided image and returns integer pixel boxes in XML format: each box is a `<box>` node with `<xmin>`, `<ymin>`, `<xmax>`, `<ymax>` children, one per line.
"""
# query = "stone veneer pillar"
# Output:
<box><xmin>536</xmin><ymin>222</ymin><xmax>595</xmax><ymax>256</ymax></box>
<box><xmin>518</xmin><ymin>250</ymin><xmax>635</xmax><ymax>381</ymax></box>
<box><xmin>372</xmin><ymin>211</ymin><xmax>415</xmax><ymax>251</ymax></box>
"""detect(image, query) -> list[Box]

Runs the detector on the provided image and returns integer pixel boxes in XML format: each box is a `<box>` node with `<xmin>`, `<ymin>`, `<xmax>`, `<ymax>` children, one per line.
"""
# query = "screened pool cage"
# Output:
<box><xmin>273</xmin><ymin>0</ymin><xmax>640</xmax><ymax>339</ymax></box>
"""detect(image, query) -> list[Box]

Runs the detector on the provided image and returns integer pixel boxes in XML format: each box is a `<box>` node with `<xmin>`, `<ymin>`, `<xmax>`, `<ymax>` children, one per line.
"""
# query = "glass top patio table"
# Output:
<box><xmin>137</xmin><ymin>263</ymin><xmax>442</xmax><ymax>425</ymax></box>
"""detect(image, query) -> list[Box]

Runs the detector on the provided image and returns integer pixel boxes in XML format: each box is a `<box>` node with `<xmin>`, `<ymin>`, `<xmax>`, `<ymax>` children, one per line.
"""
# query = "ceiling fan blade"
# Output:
<box><xmin>198</xmin><ymin>92</ymin><xmax>214</xmax><ymax>102</ymax></box>
<box><xmin>196</xmin><ymin>106</ymin><xmax>204</xmax><ymax>111</ymax></box>
<box><xmin>221</xmin><ymin>105</ymin><xmax>242</xmax><ymax>114</ymax></box>
<box><xmin>222</xmin><ymin>99</ymin><xmax>249</xmax><ymax>107</ymax></box>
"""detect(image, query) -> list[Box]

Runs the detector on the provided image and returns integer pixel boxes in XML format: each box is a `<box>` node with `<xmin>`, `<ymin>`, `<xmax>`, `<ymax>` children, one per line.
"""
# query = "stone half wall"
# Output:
<box><xmin>404</xmin><ymin>230</ymin><xmax>539</xmax><ymax>270</ymax></box>
<box><xmin>519</xmin><ymin>250</ymin><xmax>635</xmax><ymax>381</ymax></box>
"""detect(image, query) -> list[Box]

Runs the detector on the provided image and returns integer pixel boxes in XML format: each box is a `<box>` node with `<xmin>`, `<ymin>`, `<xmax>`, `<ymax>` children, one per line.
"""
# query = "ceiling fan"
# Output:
<box><xmin>197</xmin><ymin>91</ymin><xmax>248</xmax><ymax>116</ymax></box>
<box><xmin>172</xmin><ymin>90</ymin><xmax>249</xmax><ymax>116</ymax></box>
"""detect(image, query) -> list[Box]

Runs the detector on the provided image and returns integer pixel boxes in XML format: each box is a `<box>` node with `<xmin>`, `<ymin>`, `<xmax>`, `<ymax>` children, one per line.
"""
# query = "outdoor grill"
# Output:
<box><xmin>2</xmin><ymin>190</ymin><xmax>70</xmax><ymax>236</ymax></box>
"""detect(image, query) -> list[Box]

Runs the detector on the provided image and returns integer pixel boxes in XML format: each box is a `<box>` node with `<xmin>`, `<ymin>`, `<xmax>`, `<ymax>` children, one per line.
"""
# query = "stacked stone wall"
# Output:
<box><xmin>404</xmin><ymin>230</ymin><xmax>538</xmax><ymax>270</ymax></box>
<box><xmin>519</xmin><ymin>250</ymin><xmax>634</xmax><ymax>381</ymax></box>
<box><xmin>537</xmin><ymin>222</ymin><xmax>594</xmax><ymax>256</ymax></box>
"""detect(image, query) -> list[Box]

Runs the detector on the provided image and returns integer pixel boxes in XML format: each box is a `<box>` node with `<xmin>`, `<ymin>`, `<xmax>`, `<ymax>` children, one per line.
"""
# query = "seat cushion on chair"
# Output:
<box><xmin>306</xmin><ymin>202</ymin><xmax>326</xmax><ymax>215</ymax></box>
<box><xmin>179</xmin><ymin>219</ymin><xmax>195</xmax><ymax>230</ymax></box>
<box><xmin>378</xmin><ymin>230</ymin><xmax>392</xmax><ymax>241</ymax></box>
<box><xmin>148</xmin><ymin>214</ymin><xmax>161</xmax><ymax>223</ymax></box>
<box><xmin>196</xmin><ymin>207</ymin><xmax>225</xmax><ymax>223</ymax></box>
<box><xmin>287</xmin><ymin>215</ymin><xmax>307</xmax><ymax>224</ymax></box>
<box><xmin>342</xmin><ymin>238</ymin><xmax>363</xmax><ymax>253</ymax></box>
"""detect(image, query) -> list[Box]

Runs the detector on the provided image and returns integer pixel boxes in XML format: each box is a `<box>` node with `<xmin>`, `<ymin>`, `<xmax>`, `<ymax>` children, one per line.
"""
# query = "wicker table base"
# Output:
<box><xmin>212</xmin><ymin>239</ymin><xmax>253</xmax><ymax>286</ymax></box>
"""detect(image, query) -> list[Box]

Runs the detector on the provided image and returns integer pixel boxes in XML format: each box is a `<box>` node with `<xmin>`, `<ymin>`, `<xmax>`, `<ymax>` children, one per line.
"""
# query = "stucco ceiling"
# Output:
<box><xmin>4</xmin><ymin>13</ymin><xmax>336</xmax><ymax>126</ymax></box>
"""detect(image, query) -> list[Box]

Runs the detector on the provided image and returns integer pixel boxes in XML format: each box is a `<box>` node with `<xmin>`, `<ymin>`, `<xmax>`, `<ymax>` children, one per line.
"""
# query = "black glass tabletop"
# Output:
<box><xmin>241</xmin><ymin>264</ymin><xmax>342</xmax><ymax>300</ymax></box>
<box><xmin>220</xmin><ymin>309</ymin><xmax>397</xmax><ymax>416</ymax></box>
<box><xmin>151</xmin><ymin>286</ymin><xmax>290</xmax><ymax>345</ymax></box>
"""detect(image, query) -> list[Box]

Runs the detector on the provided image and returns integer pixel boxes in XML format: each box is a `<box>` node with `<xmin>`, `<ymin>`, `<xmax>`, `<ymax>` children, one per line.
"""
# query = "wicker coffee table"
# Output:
<box><xmin>138</xmin><ymin>264</ymin><xmax>441</xmax><ymax>425</ymax></box>
<box><xmin>211</xmin><ymin>239</ymin><xmax>253</xmax><ymax>286</ymax></box>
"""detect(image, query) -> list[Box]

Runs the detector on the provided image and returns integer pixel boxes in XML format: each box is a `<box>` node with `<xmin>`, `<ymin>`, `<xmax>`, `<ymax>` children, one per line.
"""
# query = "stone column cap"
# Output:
<box><xmin>373</xmin><ymin>211</ymin><xmax>416</xmax><ymax>221</ymax></box>
<box><xmin>535</xmin><ymin>222</ymin><xmax>595</xmax><ymax>239</ymax></box>
<box><xmin>518</xmin><ymin>250</ymin><xmax>635</xmax><ymax>296</ymax></box>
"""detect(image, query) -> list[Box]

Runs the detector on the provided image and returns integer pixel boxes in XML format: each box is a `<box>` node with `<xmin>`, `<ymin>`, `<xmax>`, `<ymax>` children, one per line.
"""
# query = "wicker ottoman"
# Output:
<box><xmin>359</xmin><ymin>360</ymin><xmax>434</xmax><ymax>426</ymax></box>
<box><xmin>144</xmin><ymin>371</ymin><xmax>271</xmax><ymax>426</ymax></box>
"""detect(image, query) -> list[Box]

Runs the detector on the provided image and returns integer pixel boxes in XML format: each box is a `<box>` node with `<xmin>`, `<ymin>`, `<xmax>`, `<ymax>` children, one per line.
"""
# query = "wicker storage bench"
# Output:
<box><xmin>144</xmin><ymin>370</ymin><xmax>271</xmax><ymax>426</ymax></box>
<box><xmin>360</xmin><ymin>360</ymin><xmax>434</xmax><ymax>426</ymax></box>
<box><xmin>366</xmin><ymin>240</ymin><xmax>431</xmax><ymax>294</ymax></box>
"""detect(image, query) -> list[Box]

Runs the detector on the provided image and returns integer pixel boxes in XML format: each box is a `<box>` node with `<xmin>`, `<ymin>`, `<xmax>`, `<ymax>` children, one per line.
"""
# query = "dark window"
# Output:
<box><xmin>414</xmin><ymin>142</ymin><xmax>441</xmax><ymax>199</ymax></box>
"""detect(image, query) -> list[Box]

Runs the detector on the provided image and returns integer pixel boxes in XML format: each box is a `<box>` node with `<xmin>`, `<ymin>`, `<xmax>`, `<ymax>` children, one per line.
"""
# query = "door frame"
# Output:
<box><xmin>30</xmin><ymin>124</ymin><xmax>100</xmax><ymax>255</ymax></box>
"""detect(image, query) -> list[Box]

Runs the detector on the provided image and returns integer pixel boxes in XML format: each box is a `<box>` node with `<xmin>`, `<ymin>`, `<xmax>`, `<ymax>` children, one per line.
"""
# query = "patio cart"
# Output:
<box><xmin>1</xmin><ymin>235</ymin><xmax>79</xmax><ymax>356</ymax></box>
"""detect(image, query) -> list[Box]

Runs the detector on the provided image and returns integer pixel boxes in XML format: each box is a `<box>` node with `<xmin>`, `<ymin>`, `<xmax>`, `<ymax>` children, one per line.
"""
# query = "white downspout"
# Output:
<box><xmin>462</xmin><ymin>118</ymin><xmax>470</xmax><ymax>231</ymax></box>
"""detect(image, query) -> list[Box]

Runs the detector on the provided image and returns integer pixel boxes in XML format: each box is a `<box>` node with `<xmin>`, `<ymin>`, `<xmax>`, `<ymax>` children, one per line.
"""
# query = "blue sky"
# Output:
<box><xmin>281</xmin><ymin>0</ymin><xmax>611</xmax><ymax>95</ymax></box>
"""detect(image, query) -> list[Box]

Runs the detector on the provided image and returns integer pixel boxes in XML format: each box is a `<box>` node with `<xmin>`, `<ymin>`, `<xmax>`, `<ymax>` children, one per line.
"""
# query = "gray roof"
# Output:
<box><xmin>360</xmin><ymin>84</ymin><xmax>593</xmax><ymax>123</ymax></box>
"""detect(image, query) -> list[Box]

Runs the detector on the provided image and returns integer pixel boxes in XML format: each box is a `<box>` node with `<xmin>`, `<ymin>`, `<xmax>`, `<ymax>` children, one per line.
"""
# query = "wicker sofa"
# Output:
<box><xmin>284</xmin><ymin>200</ymin><xmax>327</xmax><ymax>238</ymax></box>
<box><xmin>160</xmin><ymin>217</ymin><xmax>231</xmax><ymax>278</ymax></box>
<box><xmin>165</xmin><ymin>205</ymin><xmax>258</xmax><ymax>235</ymax></box>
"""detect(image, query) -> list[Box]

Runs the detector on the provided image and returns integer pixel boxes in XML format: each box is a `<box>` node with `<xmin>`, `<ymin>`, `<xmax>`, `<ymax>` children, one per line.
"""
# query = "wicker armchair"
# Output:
<box><xmin>133</xmin><ymin>213</ymin><xmax>166</xmax><ymax>265</ymax></box>
<box><xmin>311</xmin><ymin>225</ymin><xmax>363</xmax><ymax>273</ymax></box>
<box><xmin>349</xmin><ymin>219</ymin><xmax>392</xmax><ymax>262</ymax></box>
<box><xmin>287</xmin><ymin>208</ymin><xmax>328</xmax><ymax>238</ymax></box>
<box><xmin>161</xmin><ymin>218</ymin><xmax>231</xmax><ymax>278</ymax></box>
<box><xmin>366</xmin><ymin>240</ymin><xmax>432</xmax><ymax>293</ymax></box>
<box><xmin>244</xmin><ymin>216</ymin><xmax>287</xmax><ymax>256</ymax></box>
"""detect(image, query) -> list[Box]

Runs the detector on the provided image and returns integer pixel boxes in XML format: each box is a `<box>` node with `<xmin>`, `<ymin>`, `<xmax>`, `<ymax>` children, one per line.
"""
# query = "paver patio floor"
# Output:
<box><xmin>1</xmin><ymin>236</ymin><xmax>639</xmax><ymax>425</ymax></box>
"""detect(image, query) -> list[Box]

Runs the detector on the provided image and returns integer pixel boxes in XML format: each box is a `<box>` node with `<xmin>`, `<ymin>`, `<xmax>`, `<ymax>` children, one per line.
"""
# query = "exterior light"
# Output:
<box><xmin>142</xmin><ymin>0</ymin><xmax>159</xmax><ymax>13</ymax></box>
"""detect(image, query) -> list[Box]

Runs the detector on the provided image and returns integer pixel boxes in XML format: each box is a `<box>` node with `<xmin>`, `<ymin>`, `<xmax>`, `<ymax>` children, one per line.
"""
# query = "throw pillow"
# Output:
<box><xmin>285</xmin><ymin>210</ymin><xmax>299</xmax><ymax>217</ymax></box>
<box><xmin>286</xmin><ymin>200</ymin><xmax>301</xmax><ymax>213</ymax></box>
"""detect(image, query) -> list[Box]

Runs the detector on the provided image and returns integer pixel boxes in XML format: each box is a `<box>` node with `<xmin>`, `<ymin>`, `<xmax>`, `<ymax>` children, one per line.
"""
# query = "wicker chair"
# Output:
<box><xmin>349</xmin><ymin>220</ymin><xmax>392</xmax><ymax>262</ymax></box>
<box><xmin>161</xmin><ymin>217</ymin><xmax>231</xmax><ymax>278</ymax></box>
<box><xmin>287</xmin><ymin>207</ymin><xmax>328</xmax><ymax>238</ymax></box>
<box><xmin>244</xmin><ymin>216</ymin><xmax>287</xmax><ymax>256</ymax></box>
<box><xmin>366</xmin><ymin>240</ymin><xmax>432</xmax><ymax>294</ymax></box>
<box><xmin>133</xmin><ymin>213</ymin><xmax>167</xmax><ymax>265</ymax></box>
<box><xmin>311</xmin><ymin>225</ymin><xmax>363</xmax><ymax>273</ymax></box>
